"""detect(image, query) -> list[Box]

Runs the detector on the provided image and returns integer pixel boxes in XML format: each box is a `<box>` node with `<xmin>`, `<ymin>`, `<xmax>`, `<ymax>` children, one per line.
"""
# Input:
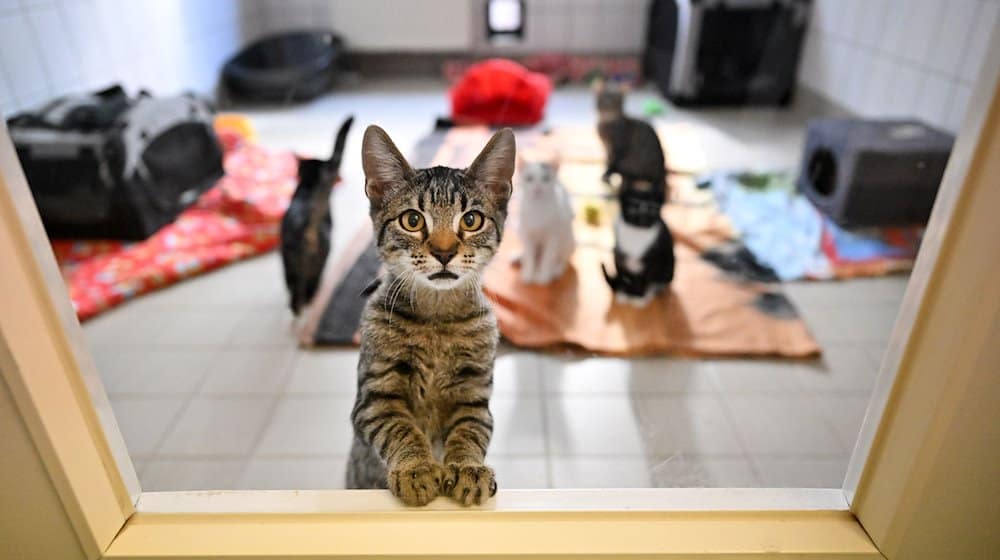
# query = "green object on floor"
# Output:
<box><xmin>735</xmin><ymin>171</ymin><xmax>795</xmax><ymax>191</ymax></box>
<box><xmin>735</xmin><ymin>172</ymin><xmax>772</xmax><ymax>189</ymax></box>
<box><xmin>643</xmin><ymin>98</ymin><xmax>666</xmax><ymax>117</ymax></box>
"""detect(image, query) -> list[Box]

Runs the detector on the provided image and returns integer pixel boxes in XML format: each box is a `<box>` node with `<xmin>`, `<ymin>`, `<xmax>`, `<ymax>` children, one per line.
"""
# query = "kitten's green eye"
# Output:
<box><xmin>460</xmin><ymin>211</ymin><xmax>485</xmax><ymax>232</ymax></box>
<box><xmin>399</xmin><ymin>210</ymin><xmax>424</xmax><ymax>232</ymax></box>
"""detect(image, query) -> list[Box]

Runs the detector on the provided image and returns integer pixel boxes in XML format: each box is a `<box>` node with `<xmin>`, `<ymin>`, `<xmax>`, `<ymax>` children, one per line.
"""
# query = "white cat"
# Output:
<box><xmin>513</xmin><ymin>160</ymin><xmax>575</xmax><ymax>284</ymax></box>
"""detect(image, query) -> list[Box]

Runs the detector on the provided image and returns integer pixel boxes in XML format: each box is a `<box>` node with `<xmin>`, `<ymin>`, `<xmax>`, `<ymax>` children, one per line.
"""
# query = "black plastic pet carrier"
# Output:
<box><xmin>8</xmin><ymin>86</ymin><xmax>224</xmax><ymax>240</ymax></box>
<box><xmin>643</xmin><ymin>0</ymin><xmax>811</xmax><ymax>106</ymax></box>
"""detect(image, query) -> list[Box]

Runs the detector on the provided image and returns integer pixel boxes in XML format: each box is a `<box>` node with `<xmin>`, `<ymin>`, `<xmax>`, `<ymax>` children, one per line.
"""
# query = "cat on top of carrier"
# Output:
<box><xmin>595</xmin><ymin>80</ymin><xmax>675</xmax><ymax>306</ymax></box>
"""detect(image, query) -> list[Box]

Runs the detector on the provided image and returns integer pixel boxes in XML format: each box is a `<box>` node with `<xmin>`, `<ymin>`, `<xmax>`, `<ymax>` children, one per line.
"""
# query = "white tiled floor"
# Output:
<box><xmin>81</xmin><ymin>79</ymin><xmax>909</xmax><ymax>491</ymax></box>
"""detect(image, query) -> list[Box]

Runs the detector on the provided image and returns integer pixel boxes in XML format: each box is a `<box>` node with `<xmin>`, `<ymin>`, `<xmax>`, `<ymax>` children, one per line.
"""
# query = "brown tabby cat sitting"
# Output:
<box><xmin>346</xmin><ymin>125</ymin><xmax>515</xmax><ymax>506</ymax></box>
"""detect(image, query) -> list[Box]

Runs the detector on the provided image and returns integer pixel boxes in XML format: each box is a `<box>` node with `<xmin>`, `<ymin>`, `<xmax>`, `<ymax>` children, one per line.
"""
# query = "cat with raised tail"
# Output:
<box><xmin>280</xmin><ymin>115</ymin><xmax>354</xmax><ymax>315</ymax></box>
<box><xmin>513</xmin><ymin>157</ymin><xmax>575</xmax><ymax>284</ymax></box>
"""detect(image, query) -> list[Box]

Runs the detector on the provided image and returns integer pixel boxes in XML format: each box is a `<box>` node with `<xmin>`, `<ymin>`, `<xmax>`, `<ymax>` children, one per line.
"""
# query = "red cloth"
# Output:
<box><xmin>52</xmin><ymin>132</ymin><xmax>298</xmax><ymax>321</ymax></box>
<box><xmin>444</xmin><ymin>55</ymin><xmax>641</xmax><ymax>86</ymax></box>
<box><xmin>449</xmin><ymin>58</ymin><xmax>552</xmax><ymax>126</ymax></box>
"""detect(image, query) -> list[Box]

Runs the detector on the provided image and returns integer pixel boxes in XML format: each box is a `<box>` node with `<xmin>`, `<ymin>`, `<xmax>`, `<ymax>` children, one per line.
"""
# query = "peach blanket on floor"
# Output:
<box><xmin>432</xmin><ymin>126</ymin><xmax>820</xmax><ymax>358</ymax></box>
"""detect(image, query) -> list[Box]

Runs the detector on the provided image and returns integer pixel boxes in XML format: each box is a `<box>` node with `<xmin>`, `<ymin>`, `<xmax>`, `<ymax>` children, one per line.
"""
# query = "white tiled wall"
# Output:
<box><xmin>487</xmin><ymin>0</ymin><xmax>648</xmax><ymax>54</ymax></box>
<box><xmin>253</xmin><ymin>0</ymin><xmax>649</xmax><ymax>54</ymax></box>
<box><xmin>0</xmin><ymin>0</ymin><xmax>651</xmax><ymax>117</ymax></box>
<box><xmin>799</xmin><ymin>0</ymin><xmax>999</xmax><ymax>133</ymax></box>
<box><xmin>0</xmin><ymin>0</ymin><xmax>267</xmax><ymax>117</ymax></box>
<box><xmin>255</xmin><ymin>0</ymin><xmax>473</xmax><ymax>52</ymax></box>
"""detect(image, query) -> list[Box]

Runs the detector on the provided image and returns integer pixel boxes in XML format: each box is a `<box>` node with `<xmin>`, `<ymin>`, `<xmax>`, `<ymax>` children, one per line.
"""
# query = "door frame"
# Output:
<box><xmin>2</xmin><ymin>40</ymin><xmax>998</xmax><ymax>559</ymax></box>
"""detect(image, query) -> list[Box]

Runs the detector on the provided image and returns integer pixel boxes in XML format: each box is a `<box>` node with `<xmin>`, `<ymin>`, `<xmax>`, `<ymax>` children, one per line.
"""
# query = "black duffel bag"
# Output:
<box><xmin>7</xmin><ymin>86</ymin><xmax>224</xmax><ymax>240</ymax></box>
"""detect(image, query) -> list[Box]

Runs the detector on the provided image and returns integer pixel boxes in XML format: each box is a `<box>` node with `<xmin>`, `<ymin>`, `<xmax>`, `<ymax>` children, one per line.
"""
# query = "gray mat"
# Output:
<box><xmin>313</xmin><ymin>243</ymin><xmax>380</xmax><ymax>344</ymax></box>
<box><xmin>312</xmin><ymin>129</ymin><xmax>447</xmax><ymax>345</ymax></box>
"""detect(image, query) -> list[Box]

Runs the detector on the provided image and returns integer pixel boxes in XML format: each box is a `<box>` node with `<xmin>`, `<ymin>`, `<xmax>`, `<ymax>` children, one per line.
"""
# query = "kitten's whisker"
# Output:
<box><xmin>409</xmin><ymin>270</ymin><xmax>419</xmax><ymax>314</ymax></box>
<box><xmin>386</xmin><ymin>272</ymin><xmax>408</xmax><ymax>326</ymax></box>
<box><xmin>393</xmin><ymin>271</ymin><xmax>412</xmax><ymax>318</ymax></box>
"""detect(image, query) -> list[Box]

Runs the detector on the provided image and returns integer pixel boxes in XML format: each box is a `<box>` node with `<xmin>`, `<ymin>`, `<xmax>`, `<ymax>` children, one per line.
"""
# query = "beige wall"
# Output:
<box><xmin>0</xmin><ymin>359</ymin><xmax>86</xmax><ymax>560</ymax></box>
<box><xmin>895</xmin><ymin>316</ymin><xmax>1000</xmax><ymax>557</ymax></box>
<box><xmin>255</xmin><ymin>0</ymin><xmax>649</xmax><ymax>54</ymax></box>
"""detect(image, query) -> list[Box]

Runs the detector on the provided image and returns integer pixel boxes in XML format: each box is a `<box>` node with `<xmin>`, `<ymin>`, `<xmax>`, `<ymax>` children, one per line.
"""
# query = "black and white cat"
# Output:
<box><xmin>602</xmin><ymin>178</ymin><xmax>675</xmax><ymax>306</ymax></box>
<box><xmin>280</xmin><ymin>115</ymin><xmax>354</xmax><ymax>315</ymax></box>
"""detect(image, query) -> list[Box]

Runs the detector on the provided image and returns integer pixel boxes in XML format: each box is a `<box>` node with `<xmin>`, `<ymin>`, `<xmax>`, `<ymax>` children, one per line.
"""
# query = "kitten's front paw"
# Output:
<box><xmin>443</xmin><ymin>463</ymin><xmax>497</xmax><ymax>506</ymax></box>
<box><xmin>388</xmin><ymin>460</ymin><xmax>445</xmax><ymax>506</ymax></box>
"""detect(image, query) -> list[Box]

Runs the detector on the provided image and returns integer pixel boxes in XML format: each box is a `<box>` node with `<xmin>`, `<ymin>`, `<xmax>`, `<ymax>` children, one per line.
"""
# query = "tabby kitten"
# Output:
<box><xmin>346</xmin><ymin>125</ymin><xmax>515</xmax><ymax>507</ymax></box>
<box><xmin>280</xmin><ymin>115</ymin><xmax>354</xmax><ymax>314</ymax></box>
<box><xmin>595</xmin><ymin>81</ymin><xmax>667</xmax><ymax>191</ymax></box>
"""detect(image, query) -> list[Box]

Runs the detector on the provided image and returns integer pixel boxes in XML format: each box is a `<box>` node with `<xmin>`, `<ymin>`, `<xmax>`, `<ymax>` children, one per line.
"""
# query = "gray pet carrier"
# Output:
<box><xmin>9</xmin><ymin>88</ymin><xmax>223</xmax><ymax>239</ymax></box>
<box><xmin>797</xmin><ymin>118</ymin><xmax>954</xmax><ymax>227</ymax></box>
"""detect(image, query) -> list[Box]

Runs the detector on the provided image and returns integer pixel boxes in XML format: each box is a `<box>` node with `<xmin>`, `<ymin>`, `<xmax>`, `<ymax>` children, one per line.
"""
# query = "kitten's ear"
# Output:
<box><xmin>548</xmin><ymin>157</ymin><xmax>560</xmax><ymax>174</ymax></box>
<box><xmin>467</xmin><ymin>128</ymin><xmax>516</xmax><ymax>200</ymax></box>
<box><xmin>362</xmin><ymin>125</ymin><xmax>414</xmax><ymax>202</ymax></box>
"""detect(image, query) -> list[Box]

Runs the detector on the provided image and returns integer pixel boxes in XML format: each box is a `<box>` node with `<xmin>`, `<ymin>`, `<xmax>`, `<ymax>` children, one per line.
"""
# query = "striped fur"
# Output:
<box><xmin>346</xmin><ymin>126</ymin><xmax>514</xmax><ymax>506</ymax></box>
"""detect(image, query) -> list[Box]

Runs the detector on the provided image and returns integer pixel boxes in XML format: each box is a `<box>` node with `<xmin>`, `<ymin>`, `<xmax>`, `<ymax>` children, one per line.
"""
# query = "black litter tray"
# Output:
<box><xmin>222</xmin><ymin>30</ymin><xmax>344</xmax><ymax>103</ymax></box>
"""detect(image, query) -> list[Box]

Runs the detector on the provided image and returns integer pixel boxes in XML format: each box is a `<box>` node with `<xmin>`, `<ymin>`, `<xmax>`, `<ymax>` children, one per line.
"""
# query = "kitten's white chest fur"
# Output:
<box><xmin>615</xmin><ymin>219</ymin><xmax>658</xmax><ymax>273</ymax></box>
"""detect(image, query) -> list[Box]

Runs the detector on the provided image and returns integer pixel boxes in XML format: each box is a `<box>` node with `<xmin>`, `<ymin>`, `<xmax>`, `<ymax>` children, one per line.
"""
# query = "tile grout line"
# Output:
<box><xmin>141</xmin><ymin>345</ymin><xmax>289</xmax><ymax>488</ymax></box>
<box><xmin>236</xmin><ymin>349</ymin><xmax>302</xmax><ymax>488</ymax></box>
<box><xmin>809</xmin><ymin>392</ymin><xmax>861</xmax><ymax>458</ymax></box>
<box><xmin>709</xmin><ymin>371</ymin><xmax>763</xmax><ymax>487</ymax></box>
<box><xmin>532</xmin><ymin>354</ymin><xmax>556</xmax><ymax>489</ymax></box>
<box><xmin>139</xmin><ymin>346</ymin><xmax>234</xmax><ymax>466</ymax></box>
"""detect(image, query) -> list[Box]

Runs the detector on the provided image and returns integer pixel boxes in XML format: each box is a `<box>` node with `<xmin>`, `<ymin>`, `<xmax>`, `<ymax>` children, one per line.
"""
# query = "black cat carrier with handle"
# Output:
<box><xmin>643</xmin><ymin>0</ymin><xmax>811</xmax><ymax>106</ymax></box>
<box><xmin>7</xmin><ymin>86</ymin><xmax>224</xmax><ymax>240</ymax></box>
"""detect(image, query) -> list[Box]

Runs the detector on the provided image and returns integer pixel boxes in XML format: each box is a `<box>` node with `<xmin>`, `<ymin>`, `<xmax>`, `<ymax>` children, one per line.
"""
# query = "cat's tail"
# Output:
<box><xmin>601</xmin><ymin>262</ymin><xmax>619</xmax><ymax>291</ymax></box>
<box><xmin>328</xmin><ymin>115</ymin><xmax>355</xmax><ymax>171</ymax></box>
